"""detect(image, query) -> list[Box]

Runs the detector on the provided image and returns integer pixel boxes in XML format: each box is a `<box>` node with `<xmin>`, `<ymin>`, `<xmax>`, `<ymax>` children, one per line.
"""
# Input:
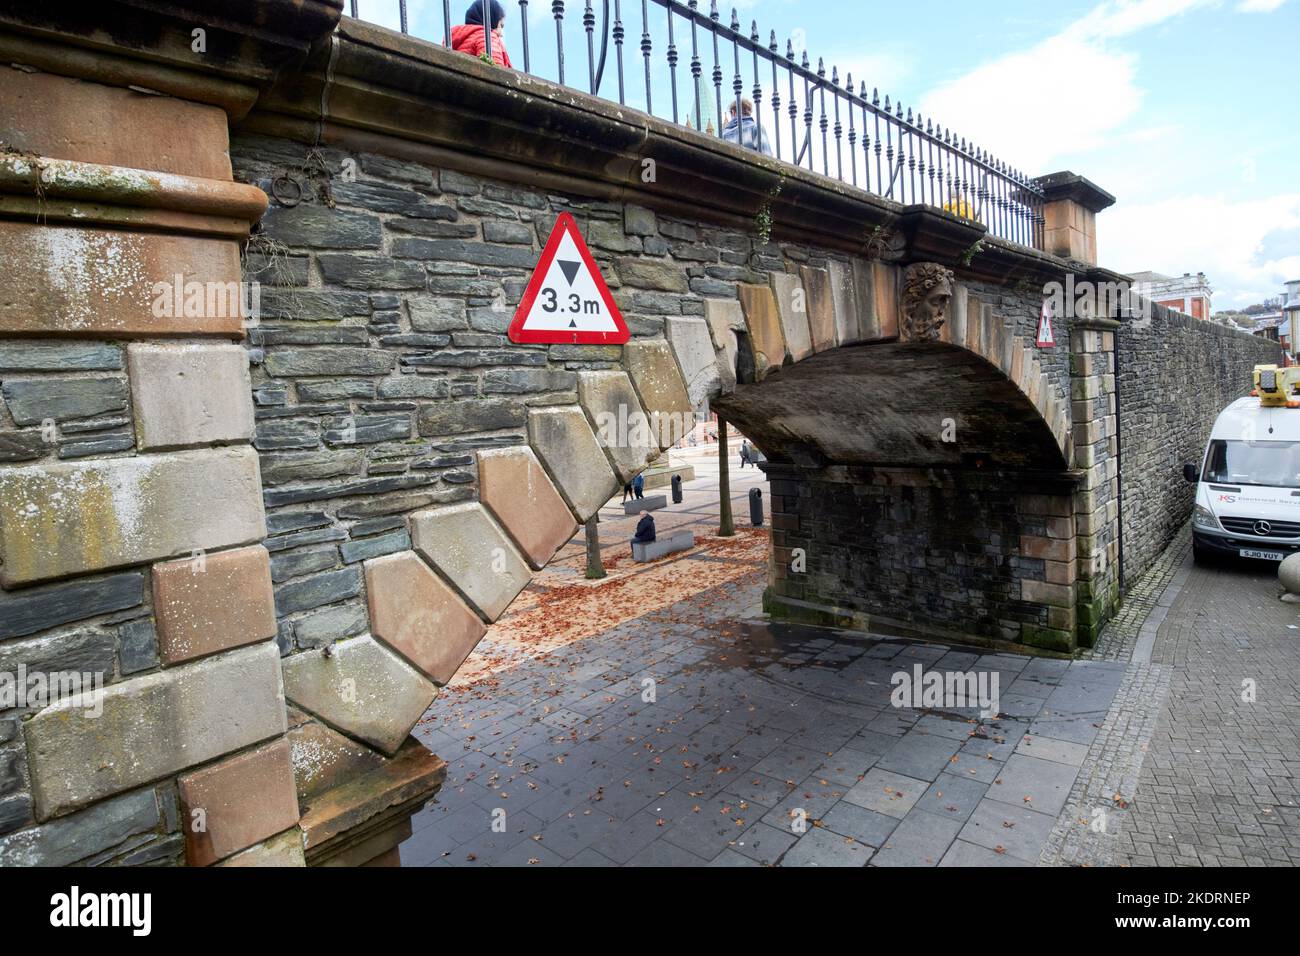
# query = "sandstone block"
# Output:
<box><xmin>0</xmin><ymin>446</ymin><xmax>266</xmax><ymax>586</ymax></box>
<box><xmin>769</xmin><ymin>272</ymin><xmax>813</xmax><ymax>361</ymax></box>
<box><xmin>827</xmin><ymin>259</ymin><xmax>859</xmax><ymax>345</ymax></box>
<box><xmin>281</xmin><ymin>635</ymin><xmax>436</xmax><ymax>756</ymax></box>
<box><xmin>215</xmin><ymin>827</ymin><xmax>306</xmax><ymax>867</ymax></box>
<box><xmin>127</xmin><ymin>343</ymin><xmax>254</xmax><ymax>451</ymax></box>
<box><xmin>24</xmin><ymin>642</ymin><xmax>286</xmax><ymax>819</ymax></box>
<box><xmin>0</xmin><ymin>222</ymin><xmax>245</xmax><ymax>337</ymax></box>
<box><xmin>365</xmin><ymin>551</ymin><xmax>486</xmax><ymax>683</ymax></box>
<box><xmin>798</xmin><ymin>266</ymin><xmax>837</xmax><ymax>353</ymax></box>
<box><xmin>178</xmin><ymin>737</ymin><xmax>299</xmax><ymax>866</ymax></box>
<box><xmin>870</xmin><ymin>260</ymin><xmax>898</xmax><ymax>339</ymax></box>
<box><xmin>703</xmin><ymin>298</ymin><xmax>743</xmax><ymax>392</ymax></box>
<box><xmin>477</xmin><ymin>446</ymin><xmax>576</xmax><ymax>568</ymax></box>
<box><xmin>0</xmin><ymin>70</ymin><xmax>232</xmax><ymax>179</ymax></box>
<box><xmin>665</xmin><ymin>316</ymin><xmax>723</xmax><ymax>410</ymax></box>
<box><xmin>152</xmin><ymin>545</ymin><xmax>277</xmax><ymax>666</ymax></box>
<box><xmin>737</xmin><ymin>283</ymin><xmax>788</xmax><ymax>382</ymax></box>
<box><xmin>623</xmin><ymin>339</ymin><xmax>693</xmax><ymax>448</ymax></box>
<box><xmin>408</xmin><ymin>502</ymin><xmax>530</xmax><ymax>622</ymax></box>
<box><xmin>577</xmin><ymin>370</ymin><xmax>658</xmax><ymax>482</ymax></box>
<box><xmin>527</xmin><ymin>406</ymin><xmax>620</xmax><ymax>521</ymax></box>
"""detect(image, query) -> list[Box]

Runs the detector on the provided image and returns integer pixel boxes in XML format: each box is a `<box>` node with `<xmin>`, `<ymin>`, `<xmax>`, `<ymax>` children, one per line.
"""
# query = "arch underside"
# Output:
<box><xmin>713</xmin><ymin>341</ymin><xmax>1068</xmax><ymax>471</ymax></box>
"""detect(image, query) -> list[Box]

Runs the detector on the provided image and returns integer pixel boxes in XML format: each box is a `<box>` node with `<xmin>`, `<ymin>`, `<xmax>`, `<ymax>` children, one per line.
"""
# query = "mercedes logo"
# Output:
<box><xmin>1254</xmin><ymin>520</ymin><xmax>1272</xmax><ymax>536</ymax></box>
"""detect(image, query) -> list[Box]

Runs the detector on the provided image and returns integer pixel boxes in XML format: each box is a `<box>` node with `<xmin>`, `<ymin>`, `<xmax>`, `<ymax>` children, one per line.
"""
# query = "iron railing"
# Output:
<box><xmin>346</xmin><ymin>0</ymin><xmax>1047</xmax><ymax>250</ymax></box>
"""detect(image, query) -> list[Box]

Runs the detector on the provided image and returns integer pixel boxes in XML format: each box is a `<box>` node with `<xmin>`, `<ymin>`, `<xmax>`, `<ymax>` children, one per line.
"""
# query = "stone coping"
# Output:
<box><xmin>0</xmin><ymin>0</ymin><xmax>345</xmax><ymax>118</ymax></box>
<box><xmin>242</xmin><ymin>17</ymin><xmax>1082</xmax><ymax>285</ymax></box>
<box><xmin>298</xmin><ymin>737</ymin><xmax>446</xmax><ymax>859</ymax></box>
<box><xmin>0</xmin><ymin>155</ymin><xmax>268</xmax><ymax>236</ymax></box>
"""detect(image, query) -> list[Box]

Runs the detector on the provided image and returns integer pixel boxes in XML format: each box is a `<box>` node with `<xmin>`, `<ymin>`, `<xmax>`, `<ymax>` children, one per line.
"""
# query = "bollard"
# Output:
<box><xmin>671</xmin><ymin>473</ymin><xmax>683</xmax><ymax>504</ymax></box>
<box><xmin>749</xmin><ymin>487</ymin><xmax>764</xmax><ymax>527</ymax></box>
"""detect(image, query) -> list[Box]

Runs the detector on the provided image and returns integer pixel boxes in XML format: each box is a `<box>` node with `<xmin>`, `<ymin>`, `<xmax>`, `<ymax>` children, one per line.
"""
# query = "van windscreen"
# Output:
<box><xmin>1203</xmin><ymin>439</ymin><xmax>1300</xmax><ymax>489</ymax></box>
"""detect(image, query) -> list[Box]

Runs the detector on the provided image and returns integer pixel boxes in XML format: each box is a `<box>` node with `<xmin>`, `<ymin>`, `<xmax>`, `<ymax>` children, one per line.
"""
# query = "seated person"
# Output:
<box><xmin>631</xmin><ymin>510</ymin><xmax>656</xmax><ymax>554</ymax></box>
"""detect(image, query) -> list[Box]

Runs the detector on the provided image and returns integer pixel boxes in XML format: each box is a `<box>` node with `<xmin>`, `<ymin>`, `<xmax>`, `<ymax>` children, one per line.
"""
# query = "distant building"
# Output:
<box><xmin>1130</xmin><ymin>270</ymin><xmax>1213</xmax><ymax>320</ymax></box>
<box><xmin>1252</xmin><ymin>313</ymin><xmax>1288</xmax><ymax>351</ymax></box>
<box><xmin>1286</xmin><ymin>280</ymin><xmax>1300</xmax><ymax>355</ymax></box>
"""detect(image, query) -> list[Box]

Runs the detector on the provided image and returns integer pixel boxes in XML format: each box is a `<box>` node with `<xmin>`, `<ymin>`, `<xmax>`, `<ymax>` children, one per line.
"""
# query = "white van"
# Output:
<box><xmin>1184</xmin><ymin>365</ymin><xmax>1300</xmax><ymax>564</ymax></box>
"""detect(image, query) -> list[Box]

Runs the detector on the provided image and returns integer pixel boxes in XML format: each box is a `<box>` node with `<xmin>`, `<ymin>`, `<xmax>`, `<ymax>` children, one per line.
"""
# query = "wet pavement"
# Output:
<box><xmin>400</xmin><ymin>574</ymin><xmax>1125</xmax><ymax>866</ymax></box>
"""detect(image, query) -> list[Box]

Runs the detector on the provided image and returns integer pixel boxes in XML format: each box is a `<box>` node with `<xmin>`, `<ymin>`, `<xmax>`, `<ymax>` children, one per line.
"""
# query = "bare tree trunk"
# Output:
<box><xmin>718</xmin><ymin>417</ymin><xmax>735</xmax><ymax>537</ymax></box>
<box><xmin>584</xmin><ymin>514</ymin><xmax>606</xmax><ymax>579</ymax></box>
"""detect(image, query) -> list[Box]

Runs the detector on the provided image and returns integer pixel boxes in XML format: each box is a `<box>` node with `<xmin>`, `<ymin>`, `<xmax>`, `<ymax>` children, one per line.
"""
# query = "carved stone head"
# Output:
<box><xmin>901</xmin><ymin>262</ymin><xmax>955</xmax><ymax>342</ymax></box>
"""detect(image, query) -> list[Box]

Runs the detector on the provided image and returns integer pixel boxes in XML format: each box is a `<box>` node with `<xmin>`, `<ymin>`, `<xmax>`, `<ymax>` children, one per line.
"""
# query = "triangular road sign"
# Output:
<box><xmin>508</xmin><ymin>212</ymin><xmax>629</xmax><ymax>344</ymax></box>
<box><xmin>1036</xmin><ymin>298</ymin><xmax>1056</xmax><ymax>348</ymax></box>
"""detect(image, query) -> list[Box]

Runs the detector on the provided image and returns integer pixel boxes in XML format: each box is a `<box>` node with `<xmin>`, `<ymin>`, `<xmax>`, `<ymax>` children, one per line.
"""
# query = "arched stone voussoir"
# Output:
<box><xmin>527</xmin><ymin>404</ymin><xmax>621</xmax><ymax>522</ymax></box>
<box><xmin>577</xmin><ymin>369</ymin><xmax>659</xmax><ymax>483</ymax></box>
<box><xmin>476</xmin><ymin>445</ymin><xmax>577</xmax><ymax>570</ymax></box>
<box><xmin>281</xmin><ymin>634</ymin><xmax>438</xmax><ymax>758</ymax></box>
<box><xmin>623</xmin><ymin>338</ymin><xmax>694</xmax><ymax>450</ymax></box>
<box><xmin>364</xmin><ymin>550</ymin><xmax>487</xmax><ymax>686</ymax></box>
<box><xmin>665</xmin><ymin>315</ymin><xmax>725</xmax><ymax>410</ymax></box>
<box><xmin>407</xmin><ymin>501</ymin><xmax>532</xmax><ymax>623</ymax></box>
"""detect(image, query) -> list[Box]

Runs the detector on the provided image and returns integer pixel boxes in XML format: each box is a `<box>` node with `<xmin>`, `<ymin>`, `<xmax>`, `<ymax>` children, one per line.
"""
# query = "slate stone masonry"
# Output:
<box><xmin>764</xmin><ymin>463</ymin><xmax>1078</xmax><ymax>646</ymax></box>
<box><xmin>229</xmin><ymin>133</ymin><xmax>888</xmax><ymax>654</ymax></box>
<box><xmin>1116</xmin><ymin>301</ymin><xmax>1281</xmax><ymax>586</ymax></box>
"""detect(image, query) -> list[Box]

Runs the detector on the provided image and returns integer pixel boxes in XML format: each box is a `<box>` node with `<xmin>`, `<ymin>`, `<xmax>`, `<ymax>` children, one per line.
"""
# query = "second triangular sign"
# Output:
<box><xmin>508</xmin><ymin>212</ymin><xmax>629</xmax><ymax>344</ymax></box>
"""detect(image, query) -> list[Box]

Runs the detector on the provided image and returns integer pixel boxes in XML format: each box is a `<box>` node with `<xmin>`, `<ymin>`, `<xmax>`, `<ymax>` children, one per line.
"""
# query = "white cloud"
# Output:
<box><xmin>920</xmin><ymin>34</ymin><xmax>1142</xmax><ymax>172</ymax></box>
<box><xmin>1236</xmin><ymin>0</ymin><xmax>1288</xmax><ymax>12</ymax></box>
<box><xmin>1102</xmin><ymin>193</ymin><xmax>1300</xmax><ymax>307</ymax></box>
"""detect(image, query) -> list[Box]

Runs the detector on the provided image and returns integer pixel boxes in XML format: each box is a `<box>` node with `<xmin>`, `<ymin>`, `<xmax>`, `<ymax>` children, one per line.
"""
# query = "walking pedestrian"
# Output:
<box><xmin>633</xmin><ymin>473</ymin><xmax>645</xmax><ymax>499</ymax></box>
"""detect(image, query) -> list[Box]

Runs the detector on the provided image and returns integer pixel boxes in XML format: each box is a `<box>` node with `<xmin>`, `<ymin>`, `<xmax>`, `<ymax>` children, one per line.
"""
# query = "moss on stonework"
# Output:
<box><xmin>1021</xmin><ymin>625</ymin><xmax>1076</xmax><ymax>653</ymax></box>
<box><xmin>1075</xmin><ymin>583</ymin><xmax>1120</xmax><ymax>648</ymax></box>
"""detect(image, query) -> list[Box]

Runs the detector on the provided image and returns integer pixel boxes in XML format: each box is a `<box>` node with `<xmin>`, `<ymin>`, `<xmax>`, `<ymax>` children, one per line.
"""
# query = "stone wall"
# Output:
<box><xmin>765</xmin><ymin>463</ymin><xmax>1079</xmax><ymax>649</ymax></box>
<box><xmin>0</xmin><ymin>64</ymin><xmax>295</xmax><ymax>866</ymax></box>
<box><xmin>1116</xmin><ymin>301</ymin><xmax>1282</xmax><ymax>584</ymax></box>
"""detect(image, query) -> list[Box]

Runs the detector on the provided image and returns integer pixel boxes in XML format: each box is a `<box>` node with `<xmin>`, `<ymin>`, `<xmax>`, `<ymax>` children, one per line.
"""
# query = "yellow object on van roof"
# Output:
<box><xmin>1252</xmin><ymin>364</ymin><xmax>1300</xmax><ymax>407</ymax></box>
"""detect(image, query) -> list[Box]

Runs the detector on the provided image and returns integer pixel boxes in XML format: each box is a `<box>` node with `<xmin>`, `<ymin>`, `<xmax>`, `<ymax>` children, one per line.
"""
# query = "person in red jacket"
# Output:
<box><xmin>451</xmin><ymin>1</ymin><xmax>512</xmax><ymax>68</ymax></box>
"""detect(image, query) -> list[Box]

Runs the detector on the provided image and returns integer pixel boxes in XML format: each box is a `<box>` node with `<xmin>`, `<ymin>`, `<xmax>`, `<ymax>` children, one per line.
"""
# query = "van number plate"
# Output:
<box><xmin>1240</xmin><ymin>548</ymin><xmax>1285</xmax><ymax>561</ymax></box>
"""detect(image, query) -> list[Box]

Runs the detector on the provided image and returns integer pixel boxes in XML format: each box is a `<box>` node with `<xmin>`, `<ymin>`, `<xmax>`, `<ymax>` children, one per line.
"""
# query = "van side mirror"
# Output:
<box><xmin>1183</xmin><ymin>462</ymin><xmax>1199</xmax><ymax>483</ymax></box>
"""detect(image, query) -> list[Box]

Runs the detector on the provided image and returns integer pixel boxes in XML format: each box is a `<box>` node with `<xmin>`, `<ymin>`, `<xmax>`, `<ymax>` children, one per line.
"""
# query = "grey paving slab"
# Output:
<box><xmin>913</xmin><ymin>772</ymin><xmax>990</xmax><ymax>824</ymax></box>
<box><xmin>874</xmin><ymin>730</ymin><xmax>963</xmax><ymax>781</ymax></box>
<box><xmin>1015</xmin><ymin>734</ymin><xmax>1089</xmax><ymax>767</ymax></box>
<box><xmin>870</xmin><ymin>808</ymin><xmax>964</xmax><ymax>867</ymax></box>
<box><xmin>842</xmin><ymin>768</ymin><xmax>929</xmax><ymax>819</ymax></box>
<box><xmin>817</xmin><ymin>802</ymin><xmax>900</xmax><ymax>848</ymax></box>
<box><xmin>959</xmin><ymin>799</ymin><xmax>1056</xmax><ymax>863</ymax></box>
<box><xmin>939</xmin><ymin>838</ymin><xmax>1033</xmax><ymax>867</ymax></box>
<box><xmin>984</xmin><ymin>753</ymin><xmax>1079</xmax><ymax>817</ymax></box>
<box><xmin>780</xmin><ymin>827</ymin><xmax>874</xmax><ymax>867</ymax></box>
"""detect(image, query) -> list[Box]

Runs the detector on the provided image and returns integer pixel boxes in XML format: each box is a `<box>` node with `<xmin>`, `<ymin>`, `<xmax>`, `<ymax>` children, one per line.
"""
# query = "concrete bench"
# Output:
<box><xmin>631</xmin><ymin>530</ymin><xmax>694</xmax><ymax>562</ymax></box>
<box><xmin>622</xmin><ymin>494</ymin><xmax>667</xmax><ymax>515</ymax></box>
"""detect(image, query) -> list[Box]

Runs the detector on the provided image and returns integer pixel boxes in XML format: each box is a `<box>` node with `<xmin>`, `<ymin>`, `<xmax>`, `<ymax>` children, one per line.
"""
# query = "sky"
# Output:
<box><xmin>351</xmin><ymin>0</ymin><xmax>1299</xmax><ymax>309</ymax></box>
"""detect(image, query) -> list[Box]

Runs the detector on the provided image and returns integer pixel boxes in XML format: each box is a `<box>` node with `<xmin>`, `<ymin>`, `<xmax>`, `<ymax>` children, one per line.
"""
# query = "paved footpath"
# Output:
<box><xmin>400</xmin><ymin>470</ymin><xmax>1300</xmax><ymax>866</ymax></box>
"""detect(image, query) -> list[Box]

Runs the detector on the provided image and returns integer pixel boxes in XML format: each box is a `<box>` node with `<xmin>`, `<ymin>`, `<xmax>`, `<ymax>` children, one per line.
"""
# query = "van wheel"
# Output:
<box><xmin>1192</xmin><ymin>541</ymin><xmax>1217</xmax><ymax>566</ymax></box>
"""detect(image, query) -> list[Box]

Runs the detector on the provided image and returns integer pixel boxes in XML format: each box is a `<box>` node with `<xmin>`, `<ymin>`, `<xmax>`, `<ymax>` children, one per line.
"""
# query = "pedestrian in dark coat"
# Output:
<box><xmin>633</xmin><ymin>473</ymin><xmax>645</xmax><ymax>499</ymax></box>
<box><xmin>631</xmin><ymin>510</ymin><xmax>656</xmax><ymax>555</ymax></box>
